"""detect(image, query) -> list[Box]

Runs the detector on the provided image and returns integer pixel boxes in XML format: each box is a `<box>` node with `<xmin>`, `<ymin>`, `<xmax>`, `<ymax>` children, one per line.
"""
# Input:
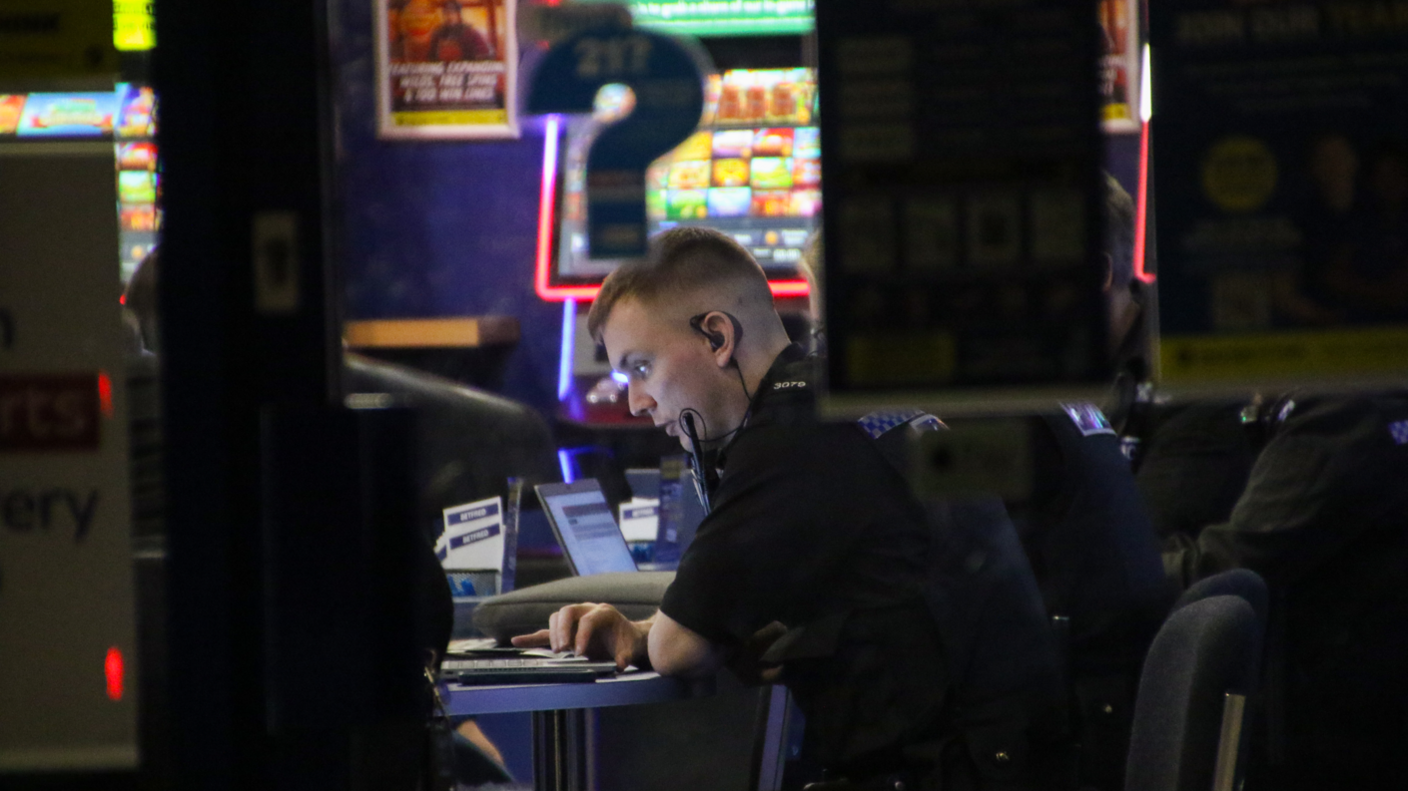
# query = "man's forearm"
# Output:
<box><xmin>627</xmin><ymin>612</ymin><xmax>658</xmax><ymax>668</ymax></box>
<box><xmin>647</xmin><ymin>610</ymin><xmax>726</xmax><ymax>677</ymax></box>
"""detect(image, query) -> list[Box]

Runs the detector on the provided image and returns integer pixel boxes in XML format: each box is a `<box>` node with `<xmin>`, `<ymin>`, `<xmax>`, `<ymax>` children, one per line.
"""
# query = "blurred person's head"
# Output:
<box><xmin>1103</xmin><ymin>173</ymin><xmax>1142</xmax><ymax>356</ymax></box>
<box><xmin>798</xmin><ymin>231</ymin><xmax>824</xmax><ymax>323</ymax></box>
<box><xmin>797</xmin><ymin>231</ymin><xmax>825</xmax><ymax>352</ymax></box>
<box><xmin>587</xmin><ymin>227</ymin><xmax>792</xmax><ymax>451</ymax></box>
<box><xmin>124</xmin><ymin>247</ymin><xmax>160</xmax><ymax>354</ymax></box>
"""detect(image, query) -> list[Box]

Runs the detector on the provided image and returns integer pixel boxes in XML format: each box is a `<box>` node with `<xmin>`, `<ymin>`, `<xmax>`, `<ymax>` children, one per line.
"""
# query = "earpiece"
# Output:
<box><xmin>689</xmin><ymin>312</ymin><xmax>744</xmax><ymax>356</ymax></box>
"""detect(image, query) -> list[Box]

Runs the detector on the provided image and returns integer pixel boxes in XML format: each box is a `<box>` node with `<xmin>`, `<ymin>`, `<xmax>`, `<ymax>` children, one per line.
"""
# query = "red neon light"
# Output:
<box><xmin>538</xmin><ymin>279</ymin><xmax>810</xmax><ymax>302</ymax></box>
<box><xmin>119</xmin><ymin>293</ymin><xmax>126</xmax><ymax>305</ymax></box>
<box><xmin>1133</xmin><ymin>120</ymin><xmax>1155</xmax><ymax>284</ymax></box>
<box><xmin>534</xmin><ymin>116</ymin><xmax>563</xmax><ymax>301</ymax></box>
<box><xmin>768</xmin><ymin>279</ymin><xmax>811</xmax><ymax>298</ymax></box>
<box><xmin>105</xmin><ymin>646</ymin><xmax>124</xmax><ymax>701</ymax></box>
<box><xmin>97</xmin><ymin>370</ymin><xmax>114</xmax><ymax>418</ymax></box>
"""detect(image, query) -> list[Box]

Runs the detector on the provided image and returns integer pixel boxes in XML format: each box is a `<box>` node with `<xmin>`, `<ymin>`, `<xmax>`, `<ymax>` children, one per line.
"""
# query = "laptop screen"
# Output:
<box><xmin>535</xmin><ymin>480</ymin><xmax>638</xmax><ymax>576</ymax></box>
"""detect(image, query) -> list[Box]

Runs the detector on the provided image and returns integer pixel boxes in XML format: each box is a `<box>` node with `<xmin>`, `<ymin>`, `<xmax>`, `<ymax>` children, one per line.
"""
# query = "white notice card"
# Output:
<box><xmin>618</xmin><ymin>498</ymin><xmax>660</xmax><ymax>542</ymax></box>
<box><xmin>441</xmin><ymin>496</ymin><xmax>506</xmax><ymax>571</ymax></box>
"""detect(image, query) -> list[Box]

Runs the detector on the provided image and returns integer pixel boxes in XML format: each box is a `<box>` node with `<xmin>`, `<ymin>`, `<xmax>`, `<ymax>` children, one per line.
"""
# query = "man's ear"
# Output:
<box><xmin>701</xmin><ymin>311</ymin><xmax>738</xmax><ymax>368</ymax></box>
<box><xmin>1102</xmin><ymin>253</ymin><xmax>1115</xmax><ymax>294</ymax></box>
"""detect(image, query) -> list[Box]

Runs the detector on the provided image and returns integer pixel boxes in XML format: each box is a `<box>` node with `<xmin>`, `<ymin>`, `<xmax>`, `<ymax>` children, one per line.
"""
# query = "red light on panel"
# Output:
<box><xmin>1133</xmin><ymin>120</ymin><xmax>1155</xmax><ymax>284</ymax></box>
<box><xmin>769</xmin><ymin>279</ymin><xmax>811</xmax><ymax>298</ymax></box>
<box><xmin>534</xmin><ymin>115</ymin><xmax>564</xmax><ymax>301</ymax></box>
<box><xmin>105</xmin><ymin>646</ymin><xmax>125</xmax><ymax>701</ymax></box>
<box><xmin>97</xmin><ymin>370</ymin><xmax>114</xmax><ymax>418</ymax></box>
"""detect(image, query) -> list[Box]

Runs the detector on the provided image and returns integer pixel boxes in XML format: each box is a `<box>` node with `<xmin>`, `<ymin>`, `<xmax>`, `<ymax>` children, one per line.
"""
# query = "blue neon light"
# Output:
<box><xmin>558</xmin><ymin>298</ymin><xmax>576</xmax><ymax>399</ymax></box>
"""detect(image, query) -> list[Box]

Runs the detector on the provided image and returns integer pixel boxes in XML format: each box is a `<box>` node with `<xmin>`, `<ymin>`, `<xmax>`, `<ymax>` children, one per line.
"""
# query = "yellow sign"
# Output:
<box><xmin>1161</xmin><ymin>326</ymin><xmax>1408</xmax><ymax>384</ymax></box>
<box><xmin>1201</xmin><ymin>135</ymin><xmax>1279</xmax><ymax>213</ymax></box>
<box><xmin>0</xmin><ymin>0</ymin><xmax>117</xmax><ymax>79</ymax></box>
<box><xmin>845</xmin><ymin>332</ymin><xmax>956</xmax><ymax>387</ymax></box>
<box><xmin>112</xmin><ymin>0</ymin><xmax>152</xmax><ymax>52</ymax></box>
<box><xmin>391</xmin><ymin>109</ymin><xmax>510</xmax><ymax>126</ymax></box>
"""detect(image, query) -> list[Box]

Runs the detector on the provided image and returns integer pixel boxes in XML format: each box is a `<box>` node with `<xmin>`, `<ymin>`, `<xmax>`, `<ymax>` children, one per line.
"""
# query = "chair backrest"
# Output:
<box><xmin>1176</xmin><ymin>568</ymin><xmax>1269</xmax><ymax>628</ymax></box>
<box><xmin>1126</xmin><ymin>595</ymin><xmax>1261</xmax><ymax>791</ymax></box>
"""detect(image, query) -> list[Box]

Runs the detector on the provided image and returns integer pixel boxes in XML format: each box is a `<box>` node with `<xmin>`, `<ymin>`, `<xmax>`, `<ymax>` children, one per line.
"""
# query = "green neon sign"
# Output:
<box><xmin>578</xmin><ymin>0</ymin><xmax>815</xmax><ymax>37</ymax></box>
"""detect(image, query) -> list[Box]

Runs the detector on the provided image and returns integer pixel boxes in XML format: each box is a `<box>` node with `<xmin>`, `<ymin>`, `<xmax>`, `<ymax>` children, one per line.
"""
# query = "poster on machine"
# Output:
<box><xmin>374</xmin><ymin>0</ymin><xmax>519</xmax><ymax>139</ymax></box>
<box><xmin>1150</xmin><ymin>0</ymin><xmax>1408</xmax><ymax>393</ymax></box>
<box><xmin>1100</xmin><ymin>0</ymin><xmax>1141</xmax><ymax>131</ymax></box>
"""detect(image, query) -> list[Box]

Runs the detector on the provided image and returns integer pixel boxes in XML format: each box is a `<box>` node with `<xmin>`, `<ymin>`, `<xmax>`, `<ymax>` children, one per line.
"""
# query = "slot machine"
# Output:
<box><xmin>534</xmin><ymin>2</ymin><xmax>821</xmax><ymax>428</ymax></box>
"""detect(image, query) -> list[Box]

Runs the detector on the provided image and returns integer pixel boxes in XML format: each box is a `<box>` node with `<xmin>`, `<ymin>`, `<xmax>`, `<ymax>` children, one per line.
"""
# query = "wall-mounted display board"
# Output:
<box><xmin>817</xmin><ymin>0</ymin><xmax>1108</xmax><ymax>417</ymax></box>
<box><xmin>1150</xmin><ymin>0</ymin><xmax>1408</xmax><ymax>394</ymax></box>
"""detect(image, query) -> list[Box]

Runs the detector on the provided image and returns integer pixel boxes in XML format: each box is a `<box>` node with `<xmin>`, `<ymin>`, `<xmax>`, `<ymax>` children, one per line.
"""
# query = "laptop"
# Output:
<box><xmin>442</xmin><ymin>653</ymin><xmax>620</xmax><ymax>685</ymax></box>
<box><xmin>438</xmin><ymin>480</ymin><xmax>636</xmax><ymax>685</ymax></box>
<box><xmin>535</xmin><ymin>479</ymin><xmax>639</xmax><ymax>576</ymax></box>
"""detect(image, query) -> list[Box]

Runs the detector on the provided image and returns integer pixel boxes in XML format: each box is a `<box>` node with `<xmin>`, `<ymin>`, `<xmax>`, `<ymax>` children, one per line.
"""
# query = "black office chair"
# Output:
<box><xmin>1175</xmin><ymin>568</ymin><xmax>1268</xmax><ymax>629</ymax></box>
<box><xmin>1125</xmin><ymin>596</ymin><xmax>1261</xmax><ymax>791</ymax></box>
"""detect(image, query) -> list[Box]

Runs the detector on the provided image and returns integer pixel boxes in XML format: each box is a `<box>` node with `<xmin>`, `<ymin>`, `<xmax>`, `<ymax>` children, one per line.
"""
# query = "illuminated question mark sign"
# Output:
<box><xmin>529</xmin><ymin>27</ymin><xmax>709</xmax><ymax>259</ymax></box>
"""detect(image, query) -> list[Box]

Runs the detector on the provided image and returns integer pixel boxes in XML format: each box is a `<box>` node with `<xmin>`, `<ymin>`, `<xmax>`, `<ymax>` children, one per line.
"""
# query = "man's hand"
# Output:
<box><xmin>727</xmin><ymin>621</ymin><xmax>787</xmax><ymax>685</ymax></box>
<box><xmin>510</xmin><ymin>603</ymin><xmax>651</xmax><ymax>670</ymax></box>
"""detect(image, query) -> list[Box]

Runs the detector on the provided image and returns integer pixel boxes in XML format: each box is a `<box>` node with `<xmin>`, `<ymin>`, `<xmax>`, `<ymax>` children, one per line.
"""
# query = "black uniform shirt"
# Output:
<box><xmin>659</xmin><ymin>345</ymin><xmax>931</xmax><ymax>646</ymax></box>
<box><xmin>659</xmin><ymin>346</ymin><xmax>956</xmax><ymax>779</ymax></box>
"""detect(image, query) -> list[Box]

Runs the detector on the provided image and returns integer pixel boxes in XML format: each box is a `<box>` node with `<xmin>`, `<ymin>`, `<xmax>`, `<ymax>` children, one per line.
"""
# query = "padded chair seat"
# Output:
<box><xmin>473</xmin><ymin>572</ymin><xmax>675</xmax><ymax>643</ymax></box>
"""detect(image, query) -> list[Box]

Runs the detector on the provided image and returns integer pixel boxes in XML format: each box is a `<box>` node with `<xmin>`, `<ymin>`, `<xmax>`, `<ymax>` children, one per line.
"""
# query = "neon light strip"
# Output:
<box><xmin>769</xmin><ymin>279</ymin><xmax>811</xmax><ymax>298</ymax></box>
<box><xmin>1134</xmin><ymin>44</ymin><xmax>1155</xmax><ymax>284</ymax></box>
<box><xmin>558</xmin><ymin>449</ymin><xmax>575</xmax><ymax>483</ymax></box>
<box><xmin>535</xmin><ymin>115</ymin><xmax>563</xmax><ymax>300</ymax></box>
<box><xmin>1134</xmin><ymin>121</ymin><xmax>1154</xmax><ymax>284</ymax></box>
<box><xmin>558</xmin><ymin>299</ymin><xmax>576</xmax><ymax>399</ymax></box>
<box><xmin>540</xmin><ymin>278</ymin><xmax>811</xmax><ymax>302</ymax></box>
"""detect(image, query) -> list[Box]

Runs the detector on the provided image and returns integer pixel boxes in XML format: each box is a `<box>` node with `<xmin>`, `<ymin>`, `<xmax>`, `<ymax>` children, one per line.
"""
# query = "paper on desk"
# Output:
<box><xmin>448</xmin><ymin>637</ymin><xmax>500</xmax><ymax>654</ymax></box>
<box><xmin>618</xmin><ymin>498</ymin><xmax>660</xmax><ymax>542</ymax></box>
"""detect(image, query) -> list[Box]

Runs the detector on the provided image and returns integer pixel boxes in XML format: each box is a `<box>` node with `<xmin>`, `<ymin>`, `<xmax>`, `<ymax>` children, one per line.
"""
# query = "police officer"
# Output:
<box><xmin>515</xmin><ymin>228</ymin><xmax>1069</xmax><ymax>790</ymax></box>
<box><xmin>1162</xmin><ymin>390</ymin><xmax>1408</xmax><ymax>790</ymax></box>
<box><xmin>997</xmin><ymin>405</ymin><xmax>1173</xmax><ymax>791</ymax></box>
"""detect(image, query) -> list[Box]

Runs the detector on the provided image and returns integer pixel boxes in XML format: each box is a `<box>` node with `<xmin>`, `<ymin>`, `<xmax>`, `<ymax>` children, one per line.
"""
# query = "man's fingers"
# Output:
<box><xmin>550</xmin><ymin>603</ymin><xmax>595</xmax><ymax>654</ymax></box>
<box><xmin>576</xmin><ymin>606</ymin><xmax>628</xmax><ymax>660</ymax></box>
<box><xmin>575</xmin><ymin>611</ymin><xmax>601</xmax><ymax>657</ymax></box>
<box><xmin>510</xmin><ymin>629</ymin><xmax>551</xmax><ymax>648</ymax></box>
<box><xmin>575</xmin><ymin>607</ymin><xmax>616</xmax><ymax>657</ymax></box>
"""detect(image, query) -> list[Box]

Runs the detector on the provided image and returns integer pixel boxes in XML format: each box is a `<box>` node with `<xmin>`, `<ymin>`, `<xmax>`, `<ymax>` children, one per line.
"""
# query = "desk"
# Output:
<box><xmin>445</xmin><ymin>673</ymin><xmax>790</xmax><ymax>791</ymax></box>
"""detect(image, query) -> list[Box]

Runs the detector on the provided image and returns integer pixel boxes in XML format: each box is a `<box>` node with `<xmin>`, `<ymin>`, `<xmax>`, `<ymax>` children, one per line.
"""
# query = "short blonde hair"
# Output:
<box><xmin>586</xmin><ymin>227</ymin><xmax>772</xmax><ymax>340</ymax></box>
